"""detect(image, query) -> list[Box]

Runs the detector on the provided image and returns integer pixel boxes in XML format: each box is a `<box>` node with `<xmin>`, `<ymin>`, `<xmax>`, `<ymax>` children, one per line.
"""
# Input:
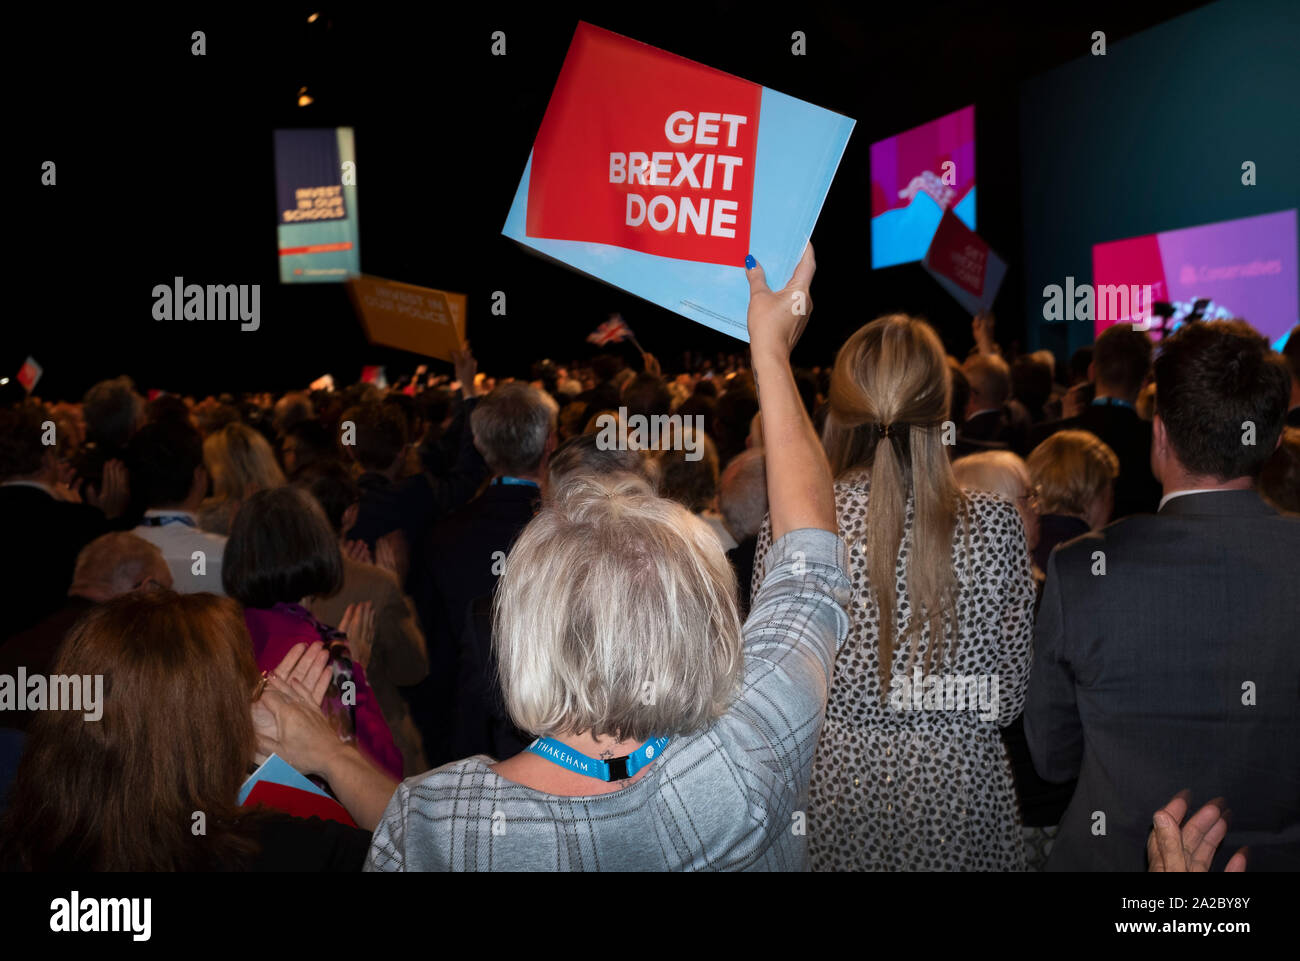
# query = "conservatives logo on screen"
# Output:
<box><xmin>1091</xmin><ymin>209</ymin><xmax>1297</xmax><ymax>348</ymax></box>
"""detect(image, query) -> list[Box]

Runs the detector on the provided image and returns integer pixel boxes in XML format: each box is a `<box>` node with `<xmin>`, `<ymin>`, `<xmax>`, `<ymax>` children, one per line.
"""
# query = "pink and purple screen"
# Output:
<box><xmin>870</xmin><ymin>105</ymin><xmax>975</xmax><ymax>269</ymax></box>
<box><xmin>1091</xmin><ymin>209</ymin><xmax>1298</xmax><ymax>350</ymax></box>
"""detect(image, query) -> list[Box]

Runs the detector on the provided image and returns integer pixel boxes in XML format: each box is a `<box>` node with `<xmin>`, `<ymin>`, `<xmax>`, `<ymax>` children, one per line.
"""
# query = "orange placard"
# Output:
<box><xmin>346</xmin><ymin>274</ymin><xmax>466</xmax><ymax>362</ymax></box>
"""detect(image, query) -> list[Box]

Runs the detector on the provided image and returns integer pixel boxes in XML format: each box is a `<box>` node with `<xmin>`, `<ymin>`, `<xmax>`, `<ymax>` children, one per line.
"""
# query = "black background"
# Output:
<box><xmin>13</xmin><ymin>1</ymin><xmax>1212</xmax><ymax>400</ymax></box>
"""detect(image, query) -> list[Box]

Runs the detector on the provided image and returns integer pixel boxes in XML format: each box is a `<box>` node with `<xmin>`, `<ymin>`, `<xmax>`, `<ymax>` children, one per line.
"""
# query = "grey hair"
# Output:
<box><xmin>545</xmin><ymin>432</ymin><xmax>659</xmax><ymax>502</ymax></box>
<box><xmin>951</xmin><ymin>450</ymin><xmax>1030</xmax><ymax>503</ymax></box>
<box><xmin>471</xmin><ymin>383</ymin><xmax>559</xmax><ymax>477</ymax></box>
<box><xmin>719</xmin><ymin>448</ymin><xmax>768</xmax><ymax>541</ymax></box>
<box><xmin>494</xmin><ymin>474</ymin><xmax>744</xmax><ymax>742</ymax></box>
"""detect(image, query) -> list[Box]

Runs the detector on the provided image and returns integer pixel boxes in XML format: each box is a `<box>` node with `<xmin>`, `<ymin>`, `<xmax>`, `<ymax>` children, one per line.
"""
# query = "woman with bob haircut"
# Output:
<box><xmin>0</xmin><ymin>591</ymin><xmax>390</xmax><ymax>870</ymax></box>
<box><xmin>754</xmin><ymin>313</ymin><xmax>1038</xmax><ymax>872</ymax></box>
<box><xmin>199</xmin><ymin>421</ymin><xmax>287</xmax><ymax>535</ymax></box>
<box><xmin>1025</xmin><ymin>429</ymin><xmax>1120</xmax><ymax>573</ymax></box>
<box><xmin>261</xmin><ymin>245</ymin><xmax>854</xmax><ymax>870</ymax></box>
<box><xmin>223</xmin><ymin>485</ymin><xmax>403</xmax><ymax>781</ymax></box>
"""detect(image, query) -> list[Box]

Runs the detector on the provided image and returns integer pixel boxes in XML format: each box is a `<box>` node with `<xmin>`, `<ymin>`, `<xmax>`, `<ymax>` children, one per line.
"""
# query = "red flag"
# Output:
<box><xmin>16</xmin><ymin>356</ymin><xmax>42</xmax><ymax>393</ymax></box>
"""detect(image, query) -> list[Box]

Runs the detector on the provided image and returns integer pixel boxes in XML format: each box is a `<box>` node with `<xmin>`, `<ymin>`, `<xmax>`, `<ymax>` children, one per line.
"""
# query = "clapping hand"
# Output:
<box><xmin>1147</xmin><ymin>793</ymin><xmax>1247</xmax><ymax>872</ymax></box>
<box><xmin>374</xmin><ymin>529</ymin><xmax>409</xmax><ymax>583</ymax></box>
<box><xmin>84</xmin><ymin>459</ymin><xmax>130</xmax><ymax>519</ymax></box>
<box><xmin>251</xmin><ymin>642</ymin><xmax>333</xmax><ymax>765</ymax></box>
<box><xmin>338</xmin><ymin>601</ymin><xmax>376</xmax><ymax>668</ymax></box>
<box><xmin>252</xmin><ymin>675</ymin><xmax>346</xmax><ymax>777</ymax></box>
<box><xmin>342</xmin><ymin>538</ymin><xmax>373</xmax><ymax>565</ymax></box>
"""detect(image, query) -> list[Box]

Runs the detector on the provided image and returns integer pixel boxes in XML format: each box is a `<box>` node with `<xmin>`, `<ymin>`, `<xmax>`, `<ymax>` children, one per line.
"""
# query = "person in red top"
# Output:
<box><xmin>224</xmin><ymin>486</ymin><xmax>403</xmax><ymax>781</ymax></box>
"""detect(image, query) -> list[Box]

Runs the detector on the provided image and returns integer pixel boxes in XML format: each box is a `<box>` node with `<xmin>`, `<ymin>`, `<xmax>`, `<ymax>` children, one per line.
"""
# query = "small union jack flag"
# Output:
<box><xmin>587</xmin><ymin>315</ymin><xmax>635</xmax><ymax>347</ymax></box>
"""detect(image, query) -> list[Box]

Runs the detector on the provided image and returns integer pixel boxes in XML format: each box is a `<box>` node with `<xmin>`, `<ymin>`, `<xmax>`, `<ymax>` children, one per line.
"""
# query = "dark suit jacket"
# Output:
<box><xmin>954</xmin><ymin>406</ymin><xmax>1030</xmax><ymax>458</ymax></box>
<box><xmin>1030</xmin><ymin>403</ymin><xmax>1161</xmax><ymax>519</ymax></box>
<box><xmin>407</xmin><ymin>480</ymin><xmax>541</xmax><ymax>766</ymax></box>
<box><xmin>450</xmin><ymin>594</ymin><xmax>532</xmax><ymax>762</ymax></box>
<box><xmin>350</xmin><ymin>398</ymin><xmax>488</xmax><ymax>594</ymax></box>
<box><xmin>0</xmin><ymin>597</ymin><xmax>95</xmax><ymax>730</ymax></box>
<box><xmin>1025</xmin><ymin>490</ymin><xmax>1300</xmax><ymax>871</ymax></box>
<box><xmin>0</xmin><ymin>486</ymin><xmax>108</xmax><ymax>641</ymax></box>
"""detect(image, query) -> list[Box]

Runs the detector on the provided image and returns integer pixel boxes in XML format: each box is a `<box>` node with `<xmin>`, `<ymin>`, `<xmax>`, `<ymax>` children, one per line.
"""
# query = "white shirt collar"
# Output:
<box><xmin>143</xmin><ymin>508</ymin><xmax>199</xmax><ymax>520</ymax></box>
<box><xmin>1158</xmin><ymin>488</ymin><xmax>1234</xmax><ymax>511</ymax></box>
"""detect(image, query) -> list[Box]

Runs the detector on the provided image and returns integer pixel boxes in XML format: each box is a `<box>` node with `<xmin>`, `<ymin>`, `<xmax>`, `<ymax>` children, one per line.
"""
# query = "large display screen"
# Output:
<box><xmin>1091</xmin><ymin>208</ymin><xmax>1297</xmax><ymax>349</ymax></box>
<box><xmin>870</xmin><ymin>105</ymin><xmax>975</xmax><ymax>269</ymax></box>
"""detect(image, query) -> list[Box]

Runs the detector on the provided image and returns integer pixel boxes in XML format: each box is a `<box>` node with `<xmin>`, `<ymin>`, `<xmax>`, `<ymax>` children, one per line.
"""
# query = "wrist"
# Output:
<box><xmin>749</xmin><ymin>344</ymin><xmax>791</xmax><ymax>371</ymax></box>
<box><xmin>310</xmin><ymin>736</ymin><xmax>360</xmax><ymax>779</ymax></box>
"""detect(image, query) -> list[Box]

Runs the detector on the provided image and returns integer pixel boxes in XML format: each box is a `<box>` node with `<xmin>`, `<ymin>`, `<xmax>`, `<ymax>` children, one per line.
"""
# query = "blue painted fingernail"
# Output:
<box><xmin>744</xmin><ymin>254</ymin><xmax>756</xmax><ymax>269</ymax></box>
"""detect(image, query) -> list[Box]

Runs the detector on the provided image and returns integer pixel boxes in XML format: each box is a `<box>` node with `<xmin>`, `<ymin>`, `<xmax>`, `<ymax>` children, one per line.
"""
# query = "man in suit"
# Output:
<box><xmin>411</xmin><ymin>383</ymin><xmax>557</xmax><ymax>766</ymax></box>
<box><xmin>1030</xmin><ymin>324</ymin><xmax>1160</xmax><ymax>518</ymax></box>
<box><xmin>0</xmin><ymin>403</ymin><xmax>117</xmax><ymax>640</ymax></box>
<box><xmin>1026</xmin><ymin>319</ymin><xmax>1299</xmax><ymax>871</ymax></box>
<box><xmin>956</xmin><ymin>353</ymin><xmax>1029</xmax><ymax>456</ymax></box>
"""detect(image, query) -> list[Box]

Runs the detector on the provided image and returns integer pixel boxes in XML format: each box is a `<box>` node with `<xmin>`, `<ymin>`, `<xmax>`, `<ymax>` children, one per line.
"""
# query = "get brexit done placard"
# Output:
<box><xmin>503</xmin><ymin>22</ymin><xmax>855</xmax><ymax>341</ymax></box>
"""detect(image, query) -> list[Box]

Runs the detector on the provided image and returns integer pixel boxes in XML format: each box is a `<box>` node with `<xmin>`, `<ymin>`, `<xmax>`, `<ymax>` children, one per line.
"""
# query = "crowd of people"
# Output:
<box><xmin>1</xmin><ymin>246</ymin><xmax>1297</xmax><ymax>872</ymax></box>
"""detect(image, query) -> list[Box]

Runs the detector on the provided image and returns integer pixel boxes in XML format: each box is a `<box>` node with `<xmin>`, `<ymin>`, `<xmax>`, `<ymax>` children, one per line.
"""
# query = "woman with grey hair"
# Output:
<box><xmin>254</xmin><ymin>245</ymin><xmax>852</xmax><ymax>870</ymax></box>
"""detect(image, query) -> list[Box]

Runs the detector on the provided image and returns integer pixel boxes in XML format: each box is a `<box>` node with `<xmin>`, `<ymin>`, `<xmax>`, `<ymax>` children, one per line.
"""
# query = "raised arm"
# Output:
<box><xmin>745</xmin><ymin>244</ymin><xmax>836</xmax><ymax>539</ymax></box>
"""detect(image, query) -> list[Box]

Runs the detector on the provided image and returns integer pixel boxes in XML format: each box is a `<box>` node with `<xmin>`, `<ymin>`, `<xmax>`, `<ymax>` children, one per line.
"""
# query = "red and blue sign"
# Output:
<box><xmin>504</xmin><ymin>22</ymin><xmax>854</xmax><ymax>340</ymax></box>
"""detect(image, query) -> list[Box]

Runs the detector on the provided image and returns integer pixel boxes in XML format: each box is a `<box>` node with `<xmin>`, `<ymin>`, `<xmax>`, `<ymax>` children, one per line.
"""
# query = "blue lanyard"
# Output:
<box><xmin>494</xmin><ymin>476</ymin><xmax>540</xmax><ymax>488</ymax></box>
<box><xmin>527</xmin><ymin>735</ymin><xmax>669</xmax><ymax>782</ymax></box>
<box><xmin>142</xmin><ymin>514</ymin><xmax>196</xmax><ymax>527</ymax></box>
<box><xmin>1091</xmin><ymin>396</ymin><xmax>1134</xmax><ymax>410</ymax></box>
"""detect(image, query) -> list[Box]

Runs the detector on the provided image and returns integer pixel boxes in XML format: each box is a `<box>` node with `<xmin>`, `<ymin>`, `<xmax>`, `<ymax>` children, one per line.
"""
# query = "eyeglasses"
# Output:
<box><xmin>1017</xmin><ymin>487</ymin><xmax>1043</xmax><ymax>513</ymax></box>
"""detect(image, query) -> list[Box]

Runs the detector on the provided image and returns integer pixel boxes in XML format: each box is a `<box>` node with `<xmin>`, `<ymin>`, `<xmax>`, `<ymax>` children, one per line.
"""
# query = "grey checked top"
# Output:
<box><xmin>364</xmin><ymin>527</ymin><xmax>852</xmax><ymax>871</ymax></box>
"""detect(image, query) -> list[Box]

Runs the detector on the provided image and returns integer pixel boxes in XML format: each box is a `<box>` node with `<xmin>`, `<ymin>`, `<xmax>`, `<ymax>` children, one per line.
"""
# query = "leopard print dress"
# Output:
<box><xmin>752</xmin><ymin>467</ymin><xmax>1036</xmax><ymax>871</ymax></box>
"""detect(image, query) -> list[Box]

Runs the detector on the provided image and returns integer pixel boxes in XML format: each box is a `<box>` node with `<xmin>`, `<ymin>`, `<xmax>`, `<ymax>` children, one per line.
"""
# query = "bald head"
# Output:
<box><xmin>70</xmin><ymin>533</ymin><xmax>173</xmax><ymax>603</ymax></box>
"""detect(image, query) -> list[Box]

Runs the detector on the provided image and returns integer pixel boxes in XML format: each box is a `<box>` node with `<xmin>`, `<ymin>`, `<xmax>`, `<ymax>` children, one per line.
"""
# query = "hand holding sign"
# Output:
<box><xmin>744</xmin><ymin>244</ymin><xmax>815</xmax><ymax>361</ymax></box>
<box><xmin>503</xmin><ymin>22</ymin><xmax>854</xmax><ymax>341</ymax></box>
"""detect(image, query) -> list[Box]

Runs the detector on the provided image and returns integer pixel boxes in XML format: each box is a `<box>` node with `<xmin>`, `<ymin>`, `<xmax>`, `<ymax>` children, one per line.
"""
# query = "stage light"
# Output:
<box><xmin>0</xmin><ymin>378</ymin><xmax>8</xmax><ymax>386</ymax></box>
<box><xmin>307</xmin><ymin>12</ymin><xmax>319</xmax><ymax>23</ymax></box>
<box><xmin>297</xmin><ymin>86</ymin><xmax>313</xmax><ymax>107</ymax></box>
